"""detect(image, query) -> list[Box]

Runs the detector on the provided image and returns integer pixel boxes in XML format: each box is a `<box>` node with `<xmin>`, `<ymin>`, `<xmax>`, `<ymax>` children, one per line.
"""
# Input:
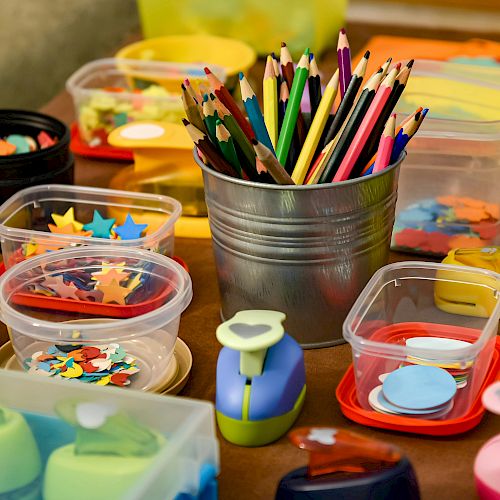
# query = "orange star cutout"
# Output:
<box><xmin>96</xmin><ymin>279</ymin><xmax>131</xmax><ymax>305</ymax></box>
<box><xmin>91</xmin><ymin>268</ymin><xmax>130</xmax><ymax>286</ymax></box>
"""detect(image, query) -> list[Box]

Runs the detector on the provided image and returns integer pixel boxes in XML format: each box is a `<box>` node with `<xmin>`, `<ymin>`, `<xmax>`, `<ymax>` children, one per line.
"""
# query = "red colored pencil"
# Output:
<box><xmin>333</xmin><ymin>67</ymin><xmax>398</xmax><ymax>181</ymax></box>
<box><xmin>337</xmin><ymin>28</ymin><xmax>352</xmax><ymax>98</ymax></box>
<box><xmin>373</xmin><ymin>114</ymin><xmax>396</xmax><ymax>173</ymax></box>
<box><xmin>204</xmin><ymin>67</ymin><xmax>255</xmax><ymax>141</ymax></box>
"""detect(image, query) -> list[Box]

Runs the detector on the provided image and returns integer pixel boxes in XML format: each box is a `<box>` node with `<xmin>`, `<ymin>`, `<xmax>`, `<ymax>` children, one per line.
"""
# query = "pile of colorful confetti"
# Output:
<box><xmin>25</xmin><ymin>343</ymin><xmax>139</xmax><ymax>386</ymax></box>
<box><xmin>78</xmin><ymin>85</ymin><xmax>185</xmax><ymax>147</ymax></box>
<box><xmin>393</xmin><ymin>196</ymin><xmax>499</xmax><ymax>255</ymax></box>
<box><xmin>20</xmin><ymin>207</ymin><xmax>149</xmax><ymax>259</ymax></box>
<box><xmin>27</xmin><ymin>260</ymin><xmax>148</xmax><ymax>305</ymax></box>
<box><xmin>0</xmin><ymin>131</ymin><xmax>57</xmax><ymax>155</ymax></box>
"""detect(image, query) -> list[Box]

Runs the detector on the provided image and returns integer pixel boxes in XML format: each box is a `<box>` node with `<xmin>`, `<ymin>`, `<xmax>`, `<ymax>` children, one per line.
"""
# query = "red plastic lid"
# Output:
<box><xmin>70</xmin><ymin>123</ymin><xmax>133</xmax><ymax>161</ymax></box>
<box><xmin>336</xmin><ymin>331</ymin><xmax>500</xmax><ymax>436</ymax></box>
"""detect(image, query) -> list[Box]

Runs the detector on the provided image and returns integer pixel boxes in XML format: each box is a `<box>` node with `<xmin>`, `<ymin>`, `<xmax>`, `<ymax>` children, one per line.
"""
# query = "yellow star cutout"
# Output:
<box><xmin>126</xmin><ymin>273</ymin><xmax>142</xmax><ymax>291</ymax></box>
<box><xmin>96</xmin><ymin>279</ymin><xmax>131</xmax><ymax>305</ymax></box>
<box><xmin>51</xmin><ymin>207</ymin><xmax>84</xmax><ymax>232</ymax></box>
<box><xmin>24</xmin><ymin>241</ymin><xmax>38</xmax><ymax>256</ymax></box>
<box><xmin>99</xmin><ymin>261</ymin><xmax>127</xmax><ymax>275</ymax></box>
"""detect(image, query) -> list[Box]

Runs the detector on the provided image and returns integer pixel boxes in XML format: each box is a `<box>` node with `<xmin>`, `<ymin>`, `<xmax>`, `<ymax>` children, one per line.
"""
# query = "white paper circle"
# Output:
<box><xmin>120</xmin><ymin>123</ymin><xmax>164</xmax><ymax>140</ymax></box>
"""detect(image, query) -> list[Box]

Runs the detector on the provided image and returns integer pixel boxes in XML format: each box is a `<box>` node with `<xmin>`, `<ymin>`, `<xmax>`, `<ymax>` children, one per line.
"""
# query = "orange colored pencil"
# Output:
<box><xmin>333</xmin><ymin>68</ymin><xmax>398</xmax><ymax>182</ymax></box>
<box><xmin>204</xmin><ymin>67</ymin><xmax>255</xmax><ymax>141</ymax></box>
<box><xmin>373</xmin><ymin>114</ymin><xmax>396</xmax><ymax>173</ymax></box>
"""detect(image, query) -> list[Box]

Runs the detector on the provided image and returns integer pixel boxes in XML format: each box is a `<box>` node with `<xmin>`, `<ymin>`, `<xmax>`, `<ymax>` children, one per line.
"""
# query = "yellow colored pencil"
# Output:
<box><xmin>263</xmin><ymin>55</ymin><xmax>278</xmax><ymax>149</ymax></box>
<box><xmin>291</xmin><ymin>69</ymin><xmax>339</xmax><ymax>184</ymax></box>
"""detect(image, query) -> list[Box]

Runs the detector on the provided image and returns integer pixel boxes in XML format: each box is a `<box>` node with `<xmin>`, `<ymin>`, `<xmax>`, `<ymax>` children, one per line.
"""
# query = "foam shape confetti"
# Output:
<box><xmin>96</xmin><ymin>279</ymin><xmax>131</xmax><ymax>305</ymax></box>
<box><xmin>113</xmin><ymin>214</ymin><xmax>148</xmax><ymax>240</ymax></box>
<box><xmin>51</xmin><ymin>207</ymin><xmax>84</xmax><ymax>232</ymax></box>
<box><xmin>0</xmin><ymin>139</ymin><xmax>16</xmax><ymax>155</ymax></box>
<box><xmin>83</xmin><ymin>210</ymin><xmax>115</xmax><ymax>238</ymax></box>
<box><xmin>91</xmin><ymin>267</ymin><xmax>130</xmax><ymax>286</ymax></box>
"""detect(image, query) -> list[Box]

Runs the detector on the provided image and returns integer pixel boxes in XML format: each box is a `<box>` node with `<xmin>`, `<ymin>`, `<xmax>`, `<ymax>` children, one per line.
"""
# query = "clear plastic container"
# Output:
<box><xmin>0</xmin><ymin>184</ymin><xmax>181</xmax><ymax>269</ymax></box>
<box><xmin>0</xmin><ymin>369</ymin><xmax>218</xmax><ymax>499</ymax></box>
<box><xmin>392</xmin><ymin>60</ymin><xmax>500</xmax><ymax>256</ymax></box>
<box><xmin>343</xmin><ymin>262</ymin><xmax>500</xmax><ymax>421</ymax></box>
<box><xmin>0</xmin><ymin>247</ymin><xmax>192</xmax><ymax>392</ymax></box>
<box><xmin>66</xmin><ymin>58</ymin><xmax>225</xmax><ymax>147</ymax></box>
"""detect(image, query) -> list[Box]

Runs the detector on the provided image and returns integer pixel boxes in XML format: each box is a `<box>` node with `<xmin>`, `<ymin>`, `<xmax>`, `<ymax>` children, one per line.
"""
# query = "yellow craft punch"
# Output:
<box><xmin>434</xmin><ymin>247</ymin><xmax>500</xmax><ymax>318</ymax></box>
<box><xmin>108</xmin><ymin>121</ymin><xmax>210</xmax><ymax>238</ymax></box>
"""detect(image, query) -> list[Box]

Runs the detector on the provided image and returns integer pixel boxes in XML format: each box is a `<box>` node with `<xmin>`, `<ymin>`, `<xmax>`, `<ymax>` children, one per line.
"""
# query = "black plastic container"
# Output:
<box><xmin>0</xmin><ymin>110</ymin><xmax>74</xmax><ymax>204</ymax></box>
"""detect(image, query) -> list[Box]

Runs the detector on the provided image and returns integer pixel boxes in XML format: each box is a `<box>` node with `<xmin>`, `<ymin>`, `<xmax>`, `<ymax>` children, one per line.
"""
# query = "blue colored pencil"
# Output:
<box><xmin>239</xmin><ymin>72</ymin><xmax>276</xmax><ymax>155</ymax></box>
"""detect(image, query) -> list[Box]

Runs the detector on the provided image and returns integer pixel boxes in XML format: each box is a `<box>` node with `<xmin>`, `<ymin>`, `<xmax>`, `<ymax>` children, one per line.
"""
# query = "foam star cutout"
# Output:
<box><xmin>307</xmin><ymin>428</ymin><xmax>337</xmax><ymax>446</ymax></box>
<box><xmin>96</xmin><ymin>279</ymin><xmax>131</xmax><ymax>305</ymax></box>
<box><xmin>24</xmin><ymin>241</ymin><xmax>38</xmax><ymax>256</ymax></box>
<box><xmin>113</xmin><ymin>214</ymin><xmax>148</xmax><ymax>240</ymax></box>
<box><xmin>42</xmin><ymin>276</ymin><xmax>79</xmax><ymax>300</ymax></box>
<box><xmin>83</xmin><ymin>210</ymin><xmax>115</xmax><ymax>239</ymax></box>
<box><xmin>91</xmin><ymin>268</ymin><xmax>130</xmax><ymax>286</ymax></box>
<box><xmin>48</xmin><ymin>223</ymin><xmax>93</xmax><ymax>237</ymax></box>
<box><xmin>51</xmin><ymin>207</ymin><xmax>84</xmax><ymax>232</ymax></box>
<box><xmin>75</xmin><ymin>289</ymin><xmax>104</xmax><ymax>302</ymax></box>
<box><xmin>126</xmin><ymin>273</ymin><xmax>142</xmax><ymax>291</ymax></box>
<box><xmin>34</xmin><ymin>241</ymin><xmax>65</xmax><ymax>255</ymax></box>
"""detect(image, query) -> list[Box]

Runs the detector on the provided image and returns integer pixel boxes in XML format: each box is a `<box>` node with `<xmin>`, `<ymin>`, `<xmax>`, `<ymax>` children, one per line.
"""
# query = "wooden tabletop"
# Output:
<box><xmin>31</xmin><ymin>28</ymin><xmax>500</xmax><ymax>500</ymax></box>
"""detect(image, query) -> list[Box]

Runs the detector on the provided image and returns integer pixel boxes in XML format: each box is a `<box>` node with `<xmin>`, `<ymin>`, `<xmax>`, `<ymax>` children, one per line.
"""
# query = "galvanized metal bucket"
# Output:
<box><xmin>197</xmin><ymin>151</ymin><xmax>404</xmax><ymax>348</ymax></box>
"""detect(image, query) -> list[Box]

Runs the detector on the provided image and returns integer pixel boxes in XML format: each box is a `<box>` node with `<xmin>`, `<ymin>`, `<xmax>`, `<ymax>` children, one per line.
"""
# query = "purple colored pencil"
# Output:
<box><xmin>337</xmin><ymin>28</ymin><xmax>352</xmax><ymax>98</ymax></box>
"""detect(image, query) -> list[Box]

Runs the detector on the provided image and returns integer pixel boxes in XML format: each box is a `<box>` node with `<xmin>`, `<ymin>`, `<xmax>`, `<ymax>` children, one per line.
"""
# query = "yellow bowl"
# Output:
<box><xmin>116</xmin><ymin>34</ymin><xmax>257</xmax><ymax>92</ymax></box>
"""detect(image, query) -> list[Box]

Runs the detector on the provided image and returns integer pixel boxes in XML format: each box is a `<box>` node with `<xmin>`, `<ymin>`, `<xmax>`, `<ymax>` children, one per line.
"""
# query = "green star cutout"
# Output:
<box><xmin>83</xmin><ymin>210</ymin><xmax>115</xmax><ymax>239</ymax></box>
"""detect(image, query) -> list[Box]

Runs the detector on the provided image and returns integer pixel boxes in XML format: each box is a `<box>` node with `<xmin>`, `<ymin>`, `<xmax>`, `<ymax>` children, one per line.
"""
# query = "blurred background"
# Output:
<box><xmin>1</xmin><ymin>0</ymin><xmax>498</xmax><ymax>109</ymax></box>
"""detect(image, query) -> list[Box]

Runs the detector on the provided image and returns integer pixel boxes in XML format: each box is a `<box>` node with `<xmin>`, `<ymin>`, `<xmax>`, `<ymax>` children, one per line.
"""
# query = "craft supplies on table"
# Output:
<box><xmin>66</xmin><ymin>58</ymin><xmax>225</xmax><ymax>158</ymax></box>
<box><xmin>388</xmin><ymin>60</ymin><xmax>500</xmax><ymax>256</ymax></box>
<box><xmin>276</xmin><ymin>427</ymin><xmax>420</xmax><ymax>499</ymax></box>
<box><xmin>0</xmin><ymin>110</ymin><xmax>74</xmax><ymax>204</ymax></box>
<box><xmin>215</xmin><ymin>311</ymin><xmax>306</xmax><ymax>446</ymax></box>
<box><xmin>0</xmin><ymin>247</ymin><xmax>192</xmax><ymax>392</ymax></box>
<box><xmin>0</xmin><ymin>184</ymin><xmax>181</xmax><ymax>269</ymax></box>
<box><xmin>340</xmin><ymin>262</ymin><xmax>500</xmax><ymax>432</ymax></box>
<box><xmin>108</xmin><ymin>122</ymin><xmax>210</xmax><ymax>238</ymax></box>
<box><xmin>0</xmin><ymin>369</ymin><xmax>218</xmax><ymax>499</ymax></box>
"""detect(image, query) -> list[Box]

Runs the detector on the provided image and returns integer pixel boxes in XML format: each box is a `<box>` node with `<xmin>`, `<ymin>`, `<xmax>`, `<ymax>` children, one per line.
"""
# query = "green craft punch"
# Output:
<box><xmin>43</xmin><ymin>401</ymin><xmax>165</xmax><ymax>500</ymax></box>
<box><xmin>0</xmin><ymin>406</ymin><xmax>42</xmax><ymax>499</ymax></box>
<box><xmin>215</xmin><ymin>310</ymin><xmax>306</xmax><ymax>447</ymax></box>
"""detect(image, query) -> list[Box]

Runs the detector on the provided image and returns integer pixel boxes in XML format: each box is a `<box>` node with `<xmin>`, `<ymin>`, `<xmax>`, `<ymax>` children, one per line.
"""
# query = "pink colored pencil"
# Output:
<box><xmin>373</xmin><ymin>114</ymin><xmax>396</xmax><ymax>173</ymax></box>
<box><xmin>337</xmin><ymin>28</ymin><xmax>351</xmax><ymax>98</ymax></box>
<box><xmin>333</xmin><ymin>68</ymin><xmax>398</xmax><ymax>182</ymax></box>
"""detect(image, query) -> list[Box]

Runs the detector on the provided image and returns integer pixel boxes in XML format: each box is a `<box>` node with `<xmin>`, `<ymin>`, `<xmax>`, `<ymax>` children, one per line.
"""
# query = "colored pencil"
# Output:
<box><xmin>305</xmin><ymin>139</ymin><xmax>336</xmax><ymax>185</ymax></box>
<box><xmin>276</xmin><ymin>48</ymin><xmax>310</xmax><ymax>166</ymax></box>
<box><xmin>308</xmin><ymin>53</ymin><xmax>322</xmax><ymax>121</ymax></box>
<box><xmin>184</xmin><ymin>79</ymin><xmax>198</xmax><ymax>103</ymax></box>
<box><xmin>271</xmin><ymin>52</ymin><xmax>282</xmax><ymax>102</ymax></box>
<box><xmin>337</xmin><ymin>28</ymin><xmax>352</xmax><ymax>98</ymax></box>
<box><xmin>263</xmin><ymin>56</ymin><xmax>279</xmax><ymax>149</ymax></box>
<box><xmin>202</xmin><ymin>95</ymin><xmax>219</xmax><ymax>144</ymax></box>
<box><xmin>320</xmin><ymin>50</ymin><xmax>370</xmax><ymax>149</ymax></box>
<box><xmin>280</xmin><ymin>42</ymin><xmax>307</xmax><ymax>145</ymax></box>
<box><xmin>373</xmin><ymin>114</ymin><xmax>396</xmax><ymax>173</ymax></box>
<box><xmin>292</xmin><ymin>69</ymin><xmax>339</xmax><ymax>184</ymax></box>
<box><xmin>204</xmin><ymin>66</ymin><xmax>255</xmax><ymax>141</ymax></box>
<box><xmin>333</xmin><ymin>67</ymin><xmax>398</xmax><ymax>181</ymax></box>
<box><xmin>318</xmin><ymin>67</ymin><xmax>383</xmax><ymax>183</ymax></box>
<box><xmin>252</xmin><ymin>139</ymin><xmax>295</xmax><ymax>185</ymax></box>
<box><xmin>215</xmin><ymin>119</ymin><xmax>247</xmax><ymax>179</ymax></box>
<box><xmin>240</xmin><ymin>72</ymin><xmax>275</xmax><ymax>154</ymax></box>
<box><xmin>352</xmin><ymin>59</ymin><xmax>414</xmax><ymax>175</ymax></box>
<box><xmin>213</xmin><ymin>95</ymin><xmax>258</xmax><ymax>180</ymax></box>
<box><xmin>181</xmin><ymin>83</ymin><xmax>206</xmax><ymax>133</ymax></box>
<box><xmin>278</xmin><ymin>80</ymin><xmax>289</xmax><ymax>134</ymax></box>
<box><xmin>380</xmin><ymin>57</ymin><xmax>392</xmax><ymax>80</ymax></box>
<box><xmin>359</xmin><ymin>106</ymin><xmax>423</xmax><ymax>175</ymax></box>
<box><xmin>183</xmin><ymin>119</ymin><xmax>239</xmax><ymax>177</ymax></box>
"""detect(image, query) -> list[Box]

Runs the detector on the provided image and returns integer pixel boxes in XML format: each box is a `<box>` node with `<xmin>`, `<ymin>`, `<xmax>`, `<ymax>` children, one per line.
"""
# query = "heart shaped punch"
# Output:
<box><xmin>229</xmin><ymin>323</ymin><xmax>272</xmax><ymax>339</ymax></box>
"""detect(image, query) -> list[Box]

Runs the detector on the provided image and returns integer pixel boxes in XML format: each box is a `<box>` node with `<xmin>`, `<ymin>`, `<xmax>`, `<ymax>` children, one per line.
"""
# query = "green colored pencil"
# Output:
<box><xmin>275</xmin><ymin>48</ymin><xmax>310</xmax><ymax>166</ymax></box>
<box><xmin>202</xmin><ymin>95</ymin><xmax>218</xmax><ymax>144</ymax></box>
<box><xmin>215</xmin><ymin>119</ymin><xmax>245</xmax><ymax>179</ymax></box>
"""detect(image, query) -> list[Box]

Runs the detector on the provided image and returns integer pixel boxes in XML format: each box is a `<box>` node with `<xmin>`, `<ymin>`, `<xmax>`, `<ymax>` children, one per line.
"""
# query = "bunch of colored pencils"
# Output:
<box><xmin>181</xmin><ymin>28</ymin><xmax>428</xmax><ymax>186</ymax></box>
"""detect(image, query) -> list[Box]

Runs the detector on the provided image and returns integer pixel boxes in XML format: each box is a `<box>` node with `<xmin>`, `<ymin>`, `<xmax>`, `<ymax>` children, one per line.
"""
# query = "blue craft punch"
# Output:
<box><xmin>215</xmin><ymin>310</ymin><xmax>306</xmax><ymax>447</ymax></box>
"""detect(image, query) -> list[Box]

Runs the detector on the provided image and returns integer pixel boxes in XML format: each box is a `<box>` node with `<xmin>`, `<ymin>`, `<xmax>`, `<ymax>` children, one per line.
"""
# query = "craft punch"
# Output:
<box><xmin>435</xmin><ymin>248</ymin><xmax>500</xmax><ymax>317</ymax></box>
<box><xmin>276</xmin><ymin>427</ymin><xmax>420</xmax><ymax>499</ymax></box>
<box><xmin>215</xmin><ymin>310</ymin><xmax>306</xmax><ymax>447</ymax></box>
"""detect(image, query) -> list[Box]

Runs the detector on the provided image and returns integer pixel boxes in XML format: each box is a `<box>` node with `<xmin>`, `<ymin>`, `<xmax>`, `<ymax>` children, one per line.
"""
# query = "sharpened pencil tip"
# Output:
<box><xmin>184</xmin><ymin>78</ymin><xmax>190</xmax><ymax>86</ymax></box>
<box><xmin>203</xmin><ymin>67</ymin><xmax>211</xmax><ymax>75</ymax></box>
<box><xmin>309</xmin><ymin>53</ymin><xmax>314</xmax><ymax>61</ymax></box>
<box><xmin>304</xmin><ymin>48</ymin><xmax>310</xmax><ymax>56</ymax></box>
<box><xmin>364</xmin><ymin>50</ymin><xmax>370</xmax><ymax>58</ymax></box>
<box><xmin>340</xmin><ymin>27</ymin><xmax>346</xmax><ymax>34</ymax></box>
<box><xmin>281</xmin><ymin>41</ymin><xmax>286</xmax><ymax>47</ymax></box>
<box><xmin>251</xmin><ymin>138</ymin><xmax>258</xmax><ymax>145</ymax></box>
<box><xmin>407</xmin><ymin>59</ymin><xmax>415</xmax><ymax>68</ymax></box>
<box><xmin>182</xmin><ymin>118</ymin><xmax>190</xmax><ymax>126</ymax></box>
<box><xmin>422</xmin><ymin>108</ymin><xmax>429</xmax><ymax>116</ymax></box>
<box><xmin>181</xmin><ymin>83</ymin><xmax>186</xmax><ymax>90</ymax></box>
<box><xmin>239</xmin><ymin>72</ymin><xmax>244</xmax><ymax>80</ymax></box>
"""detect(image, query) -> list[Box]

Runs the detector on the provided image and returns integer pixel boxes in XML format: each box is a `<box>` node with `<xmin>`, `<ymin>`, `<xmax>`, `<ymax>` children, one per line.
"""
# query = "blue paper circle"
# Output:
<box><xmin>382</xmin><ymin>365</ymin><xmax>457</xmax><ymax>410</ymax></box>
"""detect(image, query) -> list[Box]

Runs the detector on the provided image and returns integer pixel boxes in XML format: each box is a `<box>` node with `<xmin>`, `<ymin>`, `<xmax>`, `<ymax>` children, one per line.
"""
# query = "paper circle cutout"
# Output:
<box><xmin>120</xmin><ymin>123</ymin><xmax>165</xmax><ymax>140</ymax></box>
